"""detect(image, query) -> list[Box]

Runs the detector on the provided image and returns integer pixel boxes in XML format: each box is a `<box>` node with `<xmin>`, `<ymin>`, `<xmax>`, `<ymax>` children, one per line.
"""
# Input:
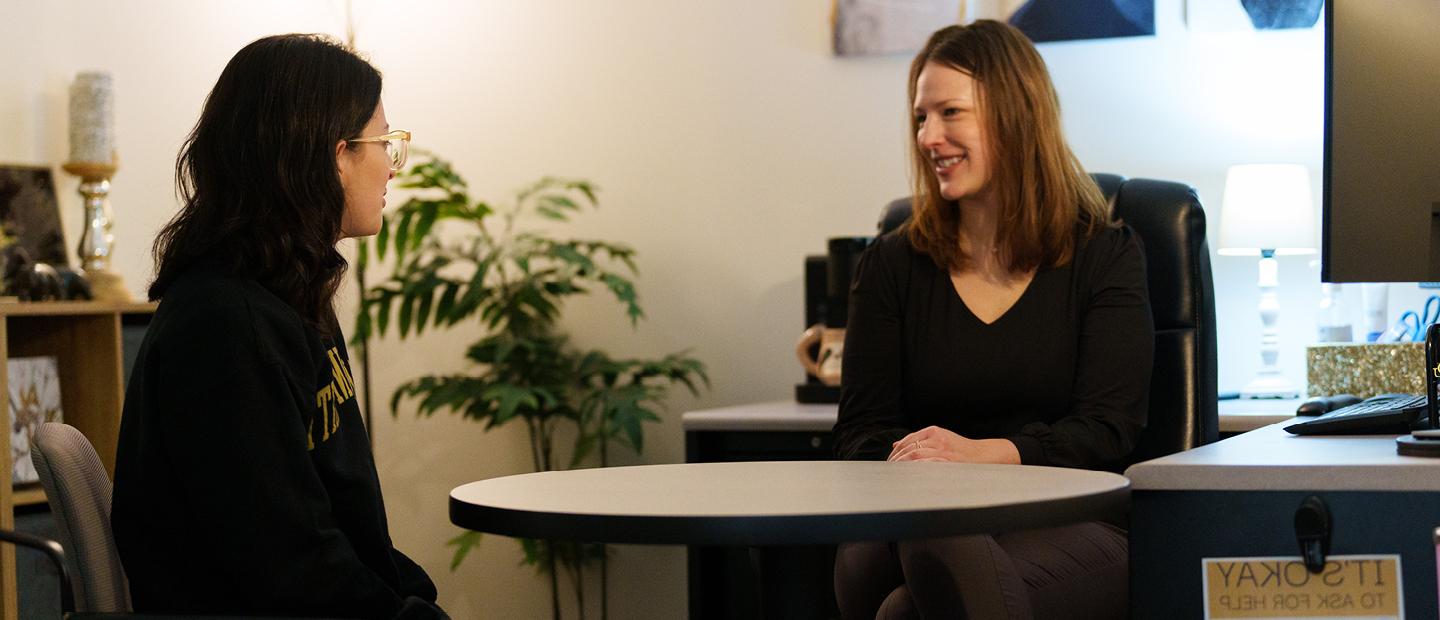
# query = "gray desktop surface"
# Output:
<box><xmin>1125</xmin><ymin>421</ymin><xmax>1440</xmax><ymax>491</ymax></box>
<box><xmin>684</xmin><ymin>399</ymin><xmax>1295</xmax><ymax>435</ymax></box>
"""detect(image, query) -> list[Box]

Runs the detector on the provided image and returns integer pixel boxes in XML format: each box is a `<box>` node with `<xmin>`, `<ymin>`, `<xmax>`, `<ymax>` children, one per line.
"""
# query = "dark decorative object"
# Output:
<box><xmin>0</xmin><ymin>166</ymin><xmax>68</xmax><ymax>268</ymax></box>
<box><xmin>1240</xmin><ymin>0</ymin><xmax>1323</xmax><ymax>30</ymax></box>
<box><xmin>1009</xmin><ymin>0</ymin><xmax>1155</xmax><ymax>43</ymax></box>
<box><xmin>0</xmin><ymin>245</ymin><xmax>90</xmax><ymax>301</ymax></box>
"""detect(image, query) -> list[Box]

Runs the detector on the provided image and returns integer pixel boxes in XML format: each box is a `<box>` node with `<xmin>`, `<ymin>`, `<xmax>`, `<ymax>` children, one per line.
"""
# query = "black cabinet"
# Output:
<box><xmin>685</xmin><ymin>428</ymin><xmax>837</xmax><ymax>619</ymax></box>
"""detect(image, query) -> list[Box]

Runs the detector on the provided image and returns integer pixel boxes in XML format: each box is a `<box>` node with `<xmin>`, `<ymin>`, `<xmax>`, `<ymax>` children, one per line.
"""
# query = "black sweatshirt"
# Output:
<box><xmin>833</xmin><ymin>224</ymin><xmax>1154</xmax><ymax>471</ymax></box>
<box><xmin>112</xmin><ymin>261</ymin><xmax>443</xmax><ymax>619</ymax></box>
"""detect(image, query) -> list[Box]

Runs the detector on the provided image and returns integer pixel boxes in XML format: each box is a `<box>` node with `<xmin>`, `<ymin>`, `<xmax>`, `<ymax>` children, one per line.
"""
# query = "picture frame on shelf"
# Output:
<box><xmin>0</xmin><ymin>165</ymin><xmax>68</xmax><ymax>268</ymax></box>
<box><xmin>7</xmin><ymin>355</ymin><xmax>63</xmax><ymax>484</ymax></box>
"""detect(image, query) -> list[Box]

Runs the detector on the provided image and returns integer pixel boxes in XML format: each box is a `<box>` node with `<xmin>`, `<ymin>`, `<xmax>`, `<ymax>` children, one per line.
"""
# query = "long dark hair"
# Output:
<box><xmin>150</xmin><ymin>33</ymin><xmax>382</xmax><ymax>332</ymax></box>
<box><xmin>905</xmin><ymin>22</ymin><xmax>1110</xmax><ymax>273</ymax></box>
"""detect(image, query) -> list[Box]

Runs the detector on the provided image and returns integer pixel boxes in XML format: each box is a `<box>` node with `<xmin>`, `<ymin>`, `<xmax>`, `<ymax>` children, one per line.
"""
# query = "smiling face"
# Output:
<box><xmin>337</xmin><ymin>100</ymin><xmax>393</xmax><ymax>239</ymax></box>
<box><xmin>913</xmin><ymin>62</ymin><xmax>992</xmax><ymax>204</ymax></box>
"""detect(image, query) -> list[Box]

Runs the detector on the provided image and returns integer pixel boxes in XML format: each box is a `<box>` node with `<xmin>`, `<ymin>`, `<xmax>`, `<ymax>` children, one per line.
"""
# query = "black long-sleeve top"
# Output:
<box><xmin>833</xmin><ymin>224</ymin><xmax>1154</xmax><ymax>472</ymax></box>
<box><xmin>112</xmin><ymin>261</ymin><xmax>443</xmax><ymax>619</ymax></box>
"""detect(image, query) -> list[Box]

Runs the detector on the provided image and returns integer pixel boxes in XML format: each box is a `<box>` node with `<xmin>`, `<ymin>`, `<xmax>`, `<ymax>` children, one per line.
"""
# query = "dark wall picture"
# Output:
<box><xmin>1241</xmin><ymin>0</ymin><xmax>1323</xmax><ymax>29</ymax></box>
<box><xmin>0</xmin><ymin>165</ymin><xmax>68</xmax><ymax>267</ymax></box>
<box><xmin>1006</xmin><ymin>0</ymin><xmax>1155</xmax><ymax>43</ymax></box>
<box><xmin>833</xmin><ymin>0</ymin><xmax>1155</xmax><ymax>57</ymax></box>
<box><xmin>1187</xmin><ymin>0</ymin><xmax>1324</xmax><ymax>31</ymax></box>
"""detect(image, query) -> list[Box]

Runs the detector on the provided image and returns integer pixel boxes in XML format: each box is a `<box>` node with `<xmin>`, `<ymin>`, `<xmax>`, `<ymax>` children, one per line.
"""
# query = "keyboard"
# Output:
<box><xmin>1284</xmin><ymin>394</ymin><xmax>1430</xmax><ymax>435</ymax></box>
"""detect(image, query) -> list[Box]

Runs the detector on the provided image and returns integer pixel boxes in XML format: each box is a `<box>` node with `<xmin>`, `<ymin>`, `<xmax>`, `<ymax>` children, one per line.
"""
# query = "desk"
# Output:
<box><xmin>682</xmin><ymin>398</ymin><xmax>1293</xmax><ymax>452</ymax></box>
<box><xmin>1218</xmin><ymin>397</ymin><xmax>1300</xmax><ymax>435</ymax></box>
<box><xmin>450</xmin><ymin>461</ymin><xmax>1129</xmax><ymax>618</ymax></box>
<box><xmin>1126</xmin><ymin>422</ymin><xmax>1440</xmax><ymax>617</ymax></box>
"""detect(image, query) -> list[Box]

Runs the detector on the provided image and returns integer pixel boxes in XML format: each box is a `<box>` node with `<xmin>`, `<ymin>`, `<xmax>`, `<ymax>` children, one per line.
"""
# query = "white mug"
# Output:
<box><xmin>796</xmin><ymin>324</ymin><xmax>845</xmax><ymax>387</ymax></box>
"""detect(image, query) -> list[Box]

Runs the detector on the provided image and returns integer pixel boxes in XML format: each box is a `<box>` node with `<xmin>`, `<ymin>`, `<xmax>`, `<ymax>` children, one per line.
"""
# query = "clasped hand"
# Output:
<box><xmin>888</xmin><ymin>425</ymin><xmax>1021</xmax><ymax>464</ymax></box>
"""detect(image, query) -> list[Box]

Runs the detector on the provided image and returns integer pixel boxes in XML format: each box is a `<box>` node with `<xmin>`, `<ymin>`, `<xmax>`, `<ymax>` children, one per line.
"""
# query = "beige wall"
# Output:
<box><xmin>2</xmin><ymin>1</ymin><xmax>1346</xmax><ymax>617</ymax></box>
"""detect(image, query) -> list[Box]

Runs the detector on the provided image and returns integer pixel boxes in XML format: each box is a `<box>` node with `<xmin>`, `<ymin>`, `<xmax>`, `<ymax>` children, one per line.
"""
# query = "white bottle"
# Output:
<box><xmin>1317</xmin><ymin>283</ymin><xmax>1354</xmax><ymax>343</ymax></box>
<box><xmin>1361</xmin><ymin>283</ymin><xmax>1388</xmax><ymax>342</ymax></box>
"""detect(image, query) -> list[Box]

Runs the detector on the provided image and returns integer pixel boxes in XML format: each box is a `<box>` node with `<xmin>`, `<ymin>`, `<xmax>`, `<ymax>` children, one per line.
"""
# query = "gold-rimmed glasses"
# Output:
<box><xmin>348</xmin><ymin>129</ymin><xmax>411</xmax><ymax>172</ymax></box>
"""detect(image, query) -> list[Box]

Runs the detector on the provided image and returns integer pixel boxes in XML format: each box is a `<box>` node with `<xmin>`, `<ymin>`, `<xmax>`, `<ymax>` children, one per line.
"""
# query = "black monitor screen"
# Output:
<box><xmin>1323</xmin><ymin>0</ymin><xmax>1440</xmax><ymax>282</ymax></box>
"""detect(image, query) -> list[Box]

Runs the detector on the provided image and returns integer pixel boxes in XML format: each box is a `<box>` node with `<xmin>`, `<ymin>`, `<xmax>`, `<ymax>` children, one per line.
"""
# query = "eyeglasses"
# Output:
<box><xmin>348</xmin><ymin>129</ymin><xmax>411</xmax><ymax>172</ymax></box>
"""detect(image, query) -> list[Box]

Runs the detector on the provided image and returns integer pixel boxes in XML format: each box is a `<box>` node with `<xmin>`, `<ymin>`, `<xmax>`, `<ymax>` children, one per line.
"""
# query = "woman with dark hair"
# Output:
<box><xmin>832</xmin><ymin>21</ymin><xmax>1152</xmax><ymax>619</ymax></box>
<box><xmin>112</xmin><ymin>34</ymin><xmax>444</xmax><ymax>619</ymax></box>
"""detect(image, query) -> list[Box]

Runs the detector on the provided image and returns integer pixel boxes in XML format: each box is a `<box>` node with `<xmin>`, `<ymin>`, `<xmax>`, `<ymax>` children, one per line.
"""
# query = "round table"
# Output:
<box><xmin>450</xmin><ymin>460</ymin><xmax>1130</xmax><ymax>546</ymax></box>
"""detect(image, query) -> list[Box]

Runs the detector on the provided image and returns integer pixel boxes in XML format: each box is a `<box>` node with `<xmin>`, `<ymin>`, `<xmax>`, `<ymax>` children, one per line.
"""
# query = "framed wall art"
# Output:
<box><xmin>7</xmin><ymin>355</ymin><xmax>63</xmax><ymax>484</ymax></box>
<box><xmin>0</xmin><ymin>164</ymin><xmax>68</xmax><ymax>267</ymax></box>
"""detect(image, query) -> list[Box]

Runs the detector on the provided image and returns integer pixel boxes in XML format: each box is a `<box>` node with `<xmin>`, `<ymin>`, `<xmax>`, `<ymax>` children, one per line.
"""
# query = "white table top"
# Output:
<box><xmin>450</xmin><ymin>461</ymin><xmax>1130</xmax><ymax>545</ymax></box>
<box><xmin>683</xmin><ymin>398</ymin><xmax>1293</xmax><ymax>434</ymax></box>
<box><xmin>1126</xmin><ymin>421</ymin><xmax>1440</xmax><ymax>492</ymax></box>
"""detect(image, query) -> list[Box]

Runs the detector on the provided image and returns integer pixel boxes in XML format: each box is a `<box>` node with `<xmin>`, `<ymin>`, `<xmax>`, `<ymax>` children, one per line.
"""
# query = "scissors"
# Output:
<box><xmin>1384</xmin><ymin>295</ymin><xmax>1440</xmax><ymax>342</ymax></box>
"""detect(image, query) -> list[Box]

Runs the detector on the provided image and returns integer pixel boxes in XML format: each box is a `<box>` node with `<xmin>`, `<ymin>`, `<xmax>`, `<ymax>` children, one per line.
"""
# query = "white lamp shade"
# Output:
<box><xmin>1217</xmin><ymin>164</ymin><xmax>1318</xmax><ymax>256</ymax></box>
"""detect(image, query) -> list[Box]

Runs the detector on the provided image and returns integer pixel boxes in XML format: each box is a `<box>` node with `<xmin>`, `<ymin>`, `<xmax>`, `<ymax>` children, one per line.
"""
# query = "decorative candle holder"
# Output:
<box><xmin>60</xmin><ymin>161</ymin><xmax>130</xmax><ymax>302</ymax></box>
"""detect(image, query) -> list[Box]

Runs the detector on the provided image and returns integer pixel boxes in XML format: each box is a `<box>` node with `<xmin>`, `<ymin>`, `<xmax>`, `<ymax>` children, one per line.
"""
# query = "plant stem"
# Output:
<box><xmin>524</xmin><ymin>417</ymin><xmax>543</xmax><ymax>473</ymax></box>
<box><xmin>549</xmin><ymin>542</ymin><xmax>560</xmax><ymax>620</ymax></box>
<box><xmin>573</xmin><ymin>553</ymin><xmax>586</xmax><ymax>620</ymax></box>
<box><xmin>599</xmin><ymin>431</ymin><xmax>610</xmax><ymax>620</ymax></box>
<box><xmin>540</xmin><ymin>417</ymin><xmax>555</xmax><ymax>471</ymax></box>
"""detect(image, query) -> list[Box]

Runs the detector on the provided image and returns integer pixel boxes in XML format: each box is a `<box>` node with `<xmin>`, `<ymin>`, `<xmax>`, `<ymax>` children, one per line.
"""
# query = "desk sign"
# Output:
<box><xmin>1202</xmin><ymin>555</ymin><xmax>1402</xmax><ymax>619</ymax></box>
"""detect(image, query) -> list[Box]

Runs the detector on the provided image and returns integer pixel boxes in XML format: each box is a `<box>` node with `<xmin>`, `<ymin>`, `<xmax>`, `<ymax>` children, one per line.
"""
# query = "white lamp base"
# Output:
<box><xmin>1239</xmin><ymin>251</ymin><xmax>1301</xmax><ymax>400</ymax></box>
<box><xmin>1240</xmin><ymin>374</ymin><xmax>1301</xmax><ymax>399</ymax></box>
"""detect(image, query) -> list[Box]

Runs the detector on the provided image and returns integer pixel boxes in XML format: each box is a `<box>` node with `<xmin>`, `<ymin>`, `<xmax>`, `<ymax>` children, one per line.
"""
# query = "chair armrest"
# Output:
<box><xmin>0</xmin><ymin>528</ymin><xmax>74</xmax><ymax>612</ymax></box>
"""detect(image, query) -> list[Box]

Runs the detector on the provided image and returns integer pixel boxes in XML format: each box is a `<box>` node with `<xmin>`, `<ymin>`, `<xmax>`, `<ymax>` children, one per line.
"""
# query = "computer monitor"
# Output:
<box><xmin>1322</xmin><ymin>0</ymin><xmax>1440</xmax><ymax>283</ymax></box>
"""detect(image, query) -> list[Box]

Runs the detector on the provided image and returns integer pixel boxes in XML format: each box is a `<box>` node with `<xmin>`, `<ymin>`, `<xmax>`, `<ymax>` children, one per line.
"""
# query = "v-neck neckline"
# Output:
<box><xmin>949</xmin><ymin>270</ymin><xmax>1038</xmax><ymax>326</ymax></box>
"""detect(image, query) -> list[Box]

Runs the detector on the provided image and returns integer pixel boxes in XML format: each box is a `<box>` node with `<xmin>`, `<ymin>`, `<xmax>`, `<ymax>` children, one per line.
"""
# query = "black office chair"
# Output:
<box><xmin>876</xmin><ymin>173</ymin><xmax>1220</xmax><ymax>462</ymax></box>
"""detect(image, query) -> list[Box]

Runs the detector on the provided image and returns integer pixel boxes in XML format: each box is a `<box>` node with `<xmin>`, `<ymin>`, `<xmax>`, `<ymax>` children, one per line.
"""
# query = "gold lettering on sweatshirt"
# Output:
<box><xmin>308</xmin><ymin>346</ymin><xmax>358</xmax><ymax>451</ymax></box>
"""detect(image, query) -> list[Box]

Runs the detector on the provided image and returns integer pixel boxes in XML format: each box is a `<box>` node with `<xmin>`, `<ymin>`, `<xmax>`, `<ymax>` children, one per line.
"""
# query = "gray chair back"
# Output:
<box><xmin>31</xmin><ymin>422</ymin><xmax>132</xmax><ymax>613</ymax></box>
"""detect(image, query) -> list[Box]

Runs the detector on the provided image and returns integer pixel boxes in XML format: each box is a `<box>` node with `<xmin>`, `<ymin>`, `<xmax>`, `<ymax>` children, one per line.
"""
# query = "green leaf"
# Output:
<box><xmin>551</xmin><ymin>243</ymin><xmax>595</xmax><ymax>275</ymax></box>
<box><xmin>482</xmin><ymin>384</ymin><xmax>539</xmax><ymax>424</ymax></box>
<box><xmin>395</xmin><ymin>211</ymin><xmax>414</xmax><ymax>264</ymax></box>
<box><xmin>518</xmin><ymin>538</ymin><xmax>550</xmax><ymax>573</ymax></box>
<box><xmin>376</xmin><ymin>292</ymin><xmax>393</xmax><ymax>335</ymax></box>
<box><xmin>413</xmin><ymin>201</ymin><xmax>440</xmax><ymax>250</ymax></box>
<box><xmin>575</xmin><ymin>181</ymin><xmax>598</xmax><ymax>205</ymax></box>
<box><xmin>446</xmin><ymin>530</ymin><xmax>484</xmax><ymax>571</ymax></box>
<box><xmin>415</xmin><ymin>288</ymin><xmax>435</xmax><ymax>335</ymax></box>
<box><xmin>376</xmin><ymin>217</ymin><xmax>391</xmax><ymax>260</ymax></box>
<box><xmin>601</xmin><ymin>273</ymin><xmax>644</xmax><ymax>325</ymax></box>
<box><xmin>569</xmin><ymin>433</ymin><xmax>598</xmax><ymax>468</ymax></box>
<box><xmin>351</xmin><ymin>303</ymin><xmax>372</xmax><ymax>344</ymax></box>
<box><xmin>435</xmin><ymin>282</ymin><xmax>459</xmax><ymax>324</ymax></box>
<box><xmin>398</xmin><ymin>292</ymin><xmax>417</xmax><ymax>338</ymax></box>
<box><xmin>356</xmin><ymin>237</ymin><xmax>370</xmax><ymax>270</ymax></box>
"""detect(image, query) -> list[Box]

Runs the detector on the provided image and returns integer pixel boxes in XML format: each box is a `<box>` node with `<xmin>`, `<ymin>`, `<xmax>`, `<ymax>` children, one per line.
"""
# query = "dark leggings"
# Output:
<box><xmin>834</xmin><ymin>522</ymin><xmax>1127</xmax><ymax>619</ymax></box>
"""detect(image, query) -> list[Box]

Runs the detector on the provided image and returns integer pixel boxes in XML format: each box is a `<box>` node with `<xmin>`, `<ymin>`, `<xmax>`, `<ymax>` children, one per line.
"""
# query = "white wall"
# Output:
<box><xmin>4</xmin><ymin>0</ymin><xmax>1408</xmax><ymax>618</ymax></box>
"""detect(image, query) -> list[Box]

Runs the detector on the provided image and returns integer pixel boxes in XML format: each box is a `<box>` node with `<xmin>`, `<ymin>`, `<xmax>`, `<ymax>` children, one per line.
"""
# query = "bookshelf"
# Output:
<box><xmin>0</xmin><ymin>300</ymin><xmax>155</xmax><ymax>619</ymax></box>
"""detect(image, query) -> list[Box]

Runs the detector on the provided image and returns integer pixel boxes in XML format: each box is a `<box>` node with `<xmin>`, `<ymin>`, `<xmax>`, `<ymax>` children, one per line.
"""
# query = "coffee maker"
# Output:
<box><xmin>795</xmin><ymin>236</ymin><xmax>873</xmax><ymax>403</ymax></box>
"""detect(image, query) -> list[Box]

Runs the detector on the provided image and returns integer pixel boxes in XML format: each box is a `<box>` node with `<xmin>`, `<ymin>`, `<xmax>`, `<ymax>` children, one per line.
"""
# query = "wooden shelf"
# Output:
<box><xmin>0</xmin><ymin>299</ymin><xmax>156</xmax><ymax>317</ymax></box>
<box><xmin>1</xmin><ymin>303</ymin><xmax>154</xmax><ymax>618</ymax></box>
<box><xmin>11</xmin><ymin>485</ymin><xmax>46</xmax><ymax>507</ymax></box>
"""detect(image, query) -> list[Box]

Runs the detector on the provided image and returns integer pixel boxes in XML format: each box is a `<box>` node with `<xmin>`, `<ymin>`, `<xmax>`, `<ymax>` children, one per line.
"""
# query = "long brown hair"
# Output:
<box><xmin>151</xmin><ymin>34</ymin><xmax>381</xmax><ymax>334</ymax></box>
<box><xmin>905</xmin><ymin>21</ymin><xmax>1111</xmax><ymax>273</ymax></box>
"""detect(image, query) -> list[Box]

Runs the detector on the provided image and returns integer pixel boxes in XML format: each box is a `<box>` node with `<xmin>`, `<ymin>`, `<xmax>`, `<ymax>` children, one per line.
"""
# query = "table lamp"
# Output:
<box><xmin>1218</xmin><ymin>164</ymin><xmax>1317</xmax><ymax>399</ymax></box>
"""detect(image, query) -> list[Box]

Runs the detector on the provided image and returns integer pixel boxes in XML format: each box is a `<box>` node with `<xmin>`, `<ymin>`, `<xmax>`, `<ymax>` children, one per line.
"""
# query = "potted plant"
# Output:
<box><xmin>354</xmin><ymin>153</ymin><xmax>707</xmax><ymax>619</ymax></box>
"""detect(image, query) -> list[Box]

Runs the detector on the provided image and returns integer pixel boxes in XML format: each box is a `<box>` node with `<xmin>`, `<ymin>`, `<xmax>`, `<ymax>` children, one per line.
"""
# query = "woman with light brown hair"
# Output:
<box><xmin>832</xmin><ymin>20</ymin><xmax>1152</xmax><ymax>619</ymax></box>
